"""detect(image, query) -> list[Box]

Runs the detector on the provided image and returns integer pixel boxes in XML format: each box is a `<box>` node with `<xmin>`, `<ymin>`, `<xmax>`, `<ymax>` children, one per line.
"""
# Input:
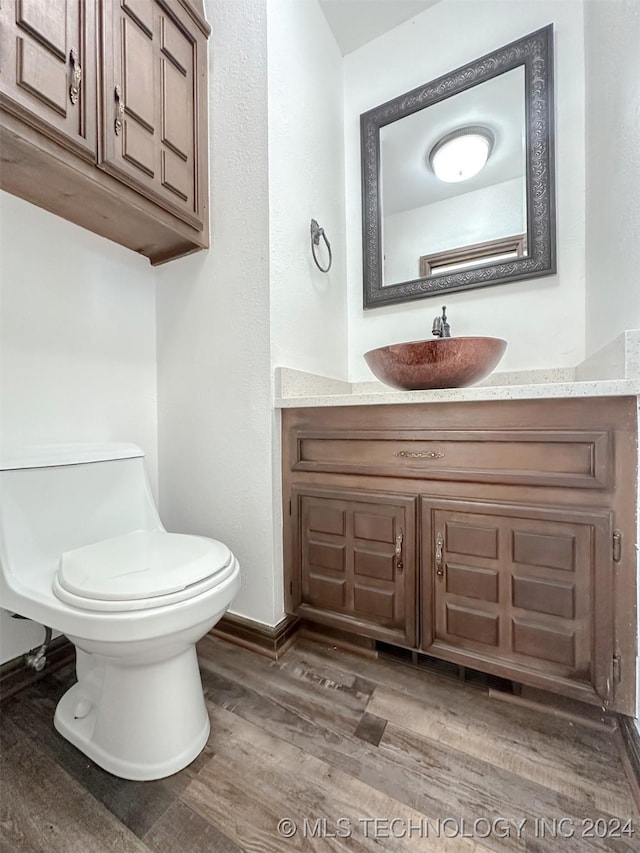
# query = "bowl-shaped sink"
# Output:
<box><xmin>364</xmin><ymin>336</ymin><xmax>507</xmax><ymax>391</ymax></box>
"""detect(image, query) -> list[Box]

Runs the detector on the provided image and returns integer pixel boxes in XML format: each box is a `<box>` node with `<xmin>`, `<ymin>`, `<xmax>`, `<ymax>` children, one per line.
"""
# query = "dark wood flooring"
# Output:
<box><xmin>0</xmin><ymin>635</ymin><xmax>637</xmax><ymax>852</ymax></box>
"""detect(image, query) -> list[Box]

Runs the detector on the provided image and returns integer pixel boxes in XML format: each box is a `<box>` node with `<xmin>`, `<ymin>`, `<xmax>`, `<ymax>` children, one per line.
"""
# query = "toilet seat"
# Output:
<box><xmin>53</xmin><ymin>530</ymin><xmax>235</xmax><ymax>613</ymax></box>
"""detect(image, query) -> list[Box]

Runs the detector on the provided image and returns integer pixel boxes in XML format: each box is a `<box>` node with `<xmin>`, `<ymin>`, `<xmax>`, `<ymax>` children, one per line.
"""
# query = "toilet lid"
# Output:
<box><xmin>56</xmin><ymin>530</ymin><xmax>233</xmax><ymax>602</ymax></box>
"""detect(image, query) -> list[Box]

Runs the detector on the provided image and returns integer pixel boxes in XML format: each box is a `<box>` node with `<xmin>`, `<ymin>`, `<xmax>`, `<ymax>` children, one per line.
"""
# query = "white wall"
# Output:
<box><xmin>344</xmin><ymin>0</ymin><xmax>586</xmax><ymax>381</ymax></box>
<box><xmin>156</xmin><ymin>0</ymin><xmax>348</xmax><ymax>628</ymax></box>
<box><xmin>156</xmin><ymin>0</ymin><xmax>280</xmax><ymax>626</ymax></box>
<box><xmin>0</xmin><ymin>192</ymin><xmax>157</xmax><ymax>663</ymax></box>
<box><xmin>584</xmin><ymin>0</ymin><xmax>640</xmax><ymax>354</ymax></box>
<box><xmin>267</xmin><ymin>0</ymin><xmax>348</xmax><ymax>381</ymax></box>
<box><xmin>582</xmin><ymin>0</ymin><xmax>640</xmax><ymax>731</ymax></box>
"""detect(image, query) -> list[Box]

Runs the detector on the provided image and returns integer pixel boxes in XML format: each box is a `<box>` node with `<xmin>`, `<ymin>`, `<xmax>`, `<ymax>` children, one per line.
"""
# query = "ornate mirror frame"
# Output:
<box><xmin>361</xmin><ymin>25</ymin><xmax>556</xmax><ymax>309</ymax></box>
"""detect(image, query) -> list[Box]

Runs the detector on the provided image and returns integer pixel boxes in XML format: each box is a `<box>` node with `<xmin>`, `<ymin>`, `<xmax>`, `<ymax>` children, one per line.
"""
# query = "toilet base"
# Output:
<box><xmin>54</xmin><ymin>644</ymin><xmax>210</xmax><ymax>780</ymax></box>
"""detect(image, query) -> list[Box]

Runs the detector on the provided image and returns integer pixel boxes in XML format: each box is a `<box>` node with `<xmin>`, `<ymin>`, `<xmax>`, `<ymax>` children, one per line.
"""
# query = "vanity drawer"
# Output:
<box><xmin>291</xmin><ymin>429</ymin><xmax>612</xmax><ymax>489</ymax></box>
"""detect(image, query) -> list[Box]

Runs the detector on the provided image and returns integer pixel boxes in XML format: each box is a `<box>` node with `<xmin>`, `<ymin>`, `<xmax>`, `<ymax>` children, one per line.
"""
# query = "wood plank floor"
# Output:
<box><xmin>0</xmin><ymin>635</ymin><xmax>637</xmax><ymax>852</ymax></box>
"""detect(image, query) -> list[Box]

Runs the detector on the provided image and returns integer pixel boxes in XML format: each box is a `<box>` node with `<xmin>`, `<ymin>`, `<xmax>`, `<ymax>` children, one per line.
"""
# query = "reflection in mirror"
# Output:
<box><xmin>361</xmin><ymin>25</ymin><xmax>555</xmax><ymax>308</ymax></box>
<box><xmin>380</xmin><ymin>68</ymin><xmax>527</xmax><ymax>286</ymax></box>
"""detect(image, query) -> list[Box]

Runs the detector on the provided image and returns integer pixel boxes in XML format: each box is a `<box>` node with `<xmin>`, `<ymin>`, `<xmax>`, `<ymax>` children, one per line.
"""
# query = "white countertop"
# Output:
<box><xmin>275</xmin><ymin>377</ymin><xmax>640</xmax><ymax>408</ymax></box>
<box><xmin>274</xmin><ymin>331</ymin><xmax>640</xmax><ymax>409</ymax></box>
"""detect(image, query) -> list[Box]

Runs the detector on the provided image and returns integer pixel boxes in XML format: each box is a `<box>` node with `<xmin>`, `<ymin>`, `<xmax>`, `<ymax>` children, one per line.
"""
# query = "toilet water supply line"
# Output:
<box><xmin>12</xmin><ymin>613</ymin><xmax>53</xmax><ymax>671</ymax></box>
<box><xmin>25</xmin><ymin>625</ymin><xmax>52</xmax><ymax>671</ymax></box>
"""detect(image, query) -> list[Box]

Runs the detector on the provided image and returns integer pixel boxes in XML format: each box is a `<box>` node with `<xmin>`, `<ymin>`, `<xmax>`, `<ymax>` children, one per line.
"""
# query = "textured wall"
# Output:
<box><xmin>156</xmin><ymin>0</ymin><xmax>280</xmax><ymax>625</ymax></box>
<box><xmin>584</xmin><ymin>0</ymin><xmax>640</xmax><ymax>355</ymax></box>
<box><xmin>583</xmin><ymin>0</ymin><xmax>640</xmax><ymax>731</ymax></box>
<box><xmin>267</xmin><ymin>0</ymin><xmax>348</xmax><ymax>381</ymax></box>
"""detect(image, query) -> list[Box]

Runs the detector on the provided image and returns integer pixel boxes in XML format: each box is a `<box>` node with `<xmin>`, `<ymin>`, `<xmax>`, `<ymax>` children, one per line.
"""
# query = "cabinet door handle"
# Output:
<box><xmin>114</xmin><ymin>85</ymin><xmax>125</xmax><ymax>136</ymax></box>
<box><xmin>435</xmin><ymin>532</ymin><xmax>444</xmax><ymax>577</ymax></box>
<box><xmin>395</xmin><ymin>530</ymin><xmax>404</xmax><ymax>574</ymax></box>
<box><xmin>69</xmin><ymin>47</ymin><xmax>82</xmax><ymax>105</ymax></box>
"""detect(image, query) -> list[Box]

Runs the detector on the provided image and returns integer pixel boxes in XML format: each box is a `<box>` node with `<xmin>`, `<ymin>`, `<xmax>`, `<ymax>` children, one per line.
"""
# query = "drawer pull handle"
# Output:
<box><xmin>395</xmin><ymin>530</ymin><xmax>404</xmax><ymax>574</ymax></box>
<box><xmin>435</xmin><ymin>532</ymin><xmax>444</xmax><ymax>577</ymax></box>
<box><xmin>69</xmin><ymin>48</ymin><xmax>82</xmax><ymax>105</ymax></box>
<box><xmin>395</xmin><ymin>450</ymin><xmax>445</xmax><ymax>459</ymax></box>
<box><xmin>114</xmin><ymin>85</ymin><xmax>125</xmax><ymax>136</ymax></box>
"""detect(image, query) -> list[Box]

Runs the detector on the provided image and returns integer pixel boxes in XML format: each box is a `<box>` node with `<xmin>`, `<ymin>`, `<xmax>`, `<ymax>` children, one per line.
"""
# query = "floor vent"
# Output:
<box><xmin>376</xmin><ymin>642</ymin><xmax>517</xmax><ymax>694</ymax></box>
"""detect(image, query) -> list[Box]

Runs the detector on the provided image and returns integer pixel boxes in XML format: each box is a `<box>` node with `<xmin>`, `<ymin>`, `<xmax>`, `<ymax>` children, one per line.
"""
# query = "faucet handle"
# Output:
<box><xmin>433</xmin><ymin>305</ymin><xmax>451</xmax><ymax>337</ymax></box>
<box><xmin>441</xmin><ymin>305</ymin><xmax>451</xmax><ymax>338</ymax></box>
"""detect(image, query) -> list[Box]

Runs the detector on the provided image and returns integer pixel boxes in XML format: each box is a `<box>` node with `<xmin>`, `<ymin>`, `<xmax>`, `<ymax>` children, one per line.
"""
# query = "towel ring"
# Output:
<box><xmin>310</xmin><ymin>219</ymin><xmax>332</xmax><ymax>273</ymax></box>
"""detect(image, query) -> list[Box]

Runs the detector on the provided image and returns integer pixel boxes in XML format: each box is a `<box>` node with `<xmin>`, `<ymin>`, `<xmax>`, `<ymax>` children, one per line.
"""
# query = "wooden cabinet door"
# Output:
<box><xmin>290</xmin><ymin>488</ymin><xmax>417</xmax><ymax>646</ymax></box>
<box><xmin>421</xmin><ymin>499</ymin><xmax>614</xmax><ymax>705</ymax></box>
<box><xmin>99</xmin><ymin>0</ymin><xmax>207</xmax><ymax>230</ymax></box>
<box><xmin>0</xmin><ymin>0</ymin><xmax>96</xmax><ymax>158</ymax></box>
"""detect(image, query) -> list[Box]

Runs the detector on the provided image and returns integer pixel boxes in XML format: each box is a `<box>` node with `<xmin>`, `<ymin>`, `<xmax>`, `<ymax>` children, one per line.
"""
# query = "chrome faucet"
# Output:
<box><xmin>432</xmin><ymin>306</ymin><xmax>451</xmax><ymax>338</ymax></box>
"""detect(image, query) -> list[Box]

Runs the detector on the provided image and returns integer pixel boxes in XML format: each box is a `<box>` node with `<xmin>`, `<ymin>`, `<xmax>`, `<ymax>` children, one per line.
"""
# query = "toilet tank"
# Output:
<box><xmin>0</xmin><ymin>443</ymin><xmax>163</xmax><ymax>590</ymax></box>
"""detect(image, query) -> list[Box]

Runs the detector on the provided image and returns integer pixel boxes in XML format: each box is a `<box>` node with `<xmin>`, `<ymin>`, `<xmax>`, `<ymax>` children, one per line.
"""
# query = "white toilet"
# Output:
<box><xmin>0</xmin><ymin>442</ymin><xmax>240</xmax><ymax>781</ymax></box>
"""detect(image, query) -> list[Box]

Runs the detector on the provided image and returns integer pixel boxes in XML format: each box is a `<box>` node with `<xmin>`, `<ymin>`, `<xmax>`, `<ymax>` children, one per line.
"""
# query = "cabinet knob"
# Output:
<box><xmin>114</xmin><ymin>85</ymin><xmax>125</xmax><ymax>136</ymax></box>
<box><xmin>435</xmin><ymin>532</ymin><xmax>444</xmax><ymax>577</ymax></box>
<box><xmin>69</xmin><ymin>48</ymin><xmax>82</xmax><ymax>106</ymax></box>
<box><xmin>395</xmin><ymin>530</ymin><xmax>404</xmax><ymax>574</ymax></box>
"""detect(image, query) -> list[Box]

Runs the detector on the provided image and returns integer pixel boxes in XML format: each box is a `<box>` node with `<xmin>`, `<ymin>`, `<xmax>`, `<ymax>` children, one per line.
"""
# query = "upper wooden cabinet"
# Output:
<box><xmin>0</xmin><ymin>0</ymin><xmax>210</xmax><ymax>264</ymax></box>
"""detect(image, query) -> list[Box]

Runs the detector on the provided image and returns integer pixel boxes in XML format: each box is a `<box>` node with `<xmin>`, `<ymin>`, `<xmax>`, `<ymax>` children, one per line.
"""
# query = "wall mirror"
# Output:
<box><xmin>361</xmin><ymin>25</ymin><xmax>555</xmax><ymax>309</ymax></box>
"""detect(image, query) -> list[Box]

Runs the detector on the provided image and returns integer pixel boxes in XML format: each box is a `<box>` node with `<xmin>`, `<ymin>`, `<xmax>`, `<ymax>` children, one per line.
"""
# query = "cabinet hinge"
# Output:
<box><xmin>612</xmin><ymin>529</ymin><xmax>622</xmax><ymax>562</ymax></box>
<box><xmin>612</xmin><ymin>654</ymin><xmax>621</xmax><ymax>684</ymax></box>
<box><xmin>289</xmin><ymin>581</ymin><xmax>293</xmax><ymax>597</ymax></box>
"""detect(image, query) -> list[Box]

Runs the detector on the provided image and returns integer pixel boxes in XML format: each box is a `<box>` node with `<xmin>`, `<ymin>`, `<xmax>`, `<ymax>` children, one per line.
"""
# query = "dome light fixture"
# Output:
<box><xmin>429</xmin><ymin>126</ymin><xmax>495</xmax><ymax>183</ymax></box>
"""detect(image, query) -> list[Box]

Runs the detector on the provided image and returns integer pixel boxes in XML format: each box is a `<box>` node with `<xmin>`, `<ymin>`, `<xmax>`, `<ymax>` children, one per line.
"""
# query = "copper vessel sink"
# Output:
<box><xmin>364</xmin><ymin>336</ymin><xmax>507</xmax><ymax>391</ymax></box>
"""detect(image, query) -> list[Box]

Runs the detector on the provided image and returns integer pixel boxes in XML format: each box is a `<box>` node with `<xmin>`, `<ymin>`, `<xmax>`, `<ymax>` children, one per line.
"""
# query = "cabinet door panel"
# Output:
<box><xmin>354</xmin><ymin>584</ymin><xmax>395</xmax><ymax>620</ymax></box>
<box><xmin>161</xmin><ymin>13</ymin><xmax>191</xmax><ymax>72</ymax></box>
<box><xmin>122</xmin><ymin>17</ymin><xmax>155</xmax><ymax>131</ymax></box>
<box><xmin>511</xmin><ymin>575</ymin><xmax>574</xmax><ymax>618</ymax></box>
<box><xmin>292</xmin><ymin>488</ymin><xmax>417</xmax><ymax>646</ymax></box>
<box><xmin>354</xmin><ymin>547</ymin><xmax>395</xmax><ymax>581</ymax></box>
<box><xmin>446</xmin><ymin>521</ymin><xmax>498</xmax><ymax>559</ymax></box>
<box><xmin>446</xmin><ymin>604</ymin><xmax>499</xmax><ymax>646</ymax></box>
<box><xmin>162</xmin><ymin>60</ymin><xmax>189</xmax><ymax>155</ymax></box>
<box><xmin>17</xmin><ymin>0</ymin><xmax>67</xmax><ymax>57</ymax></box>
<box><xmin>512</xmin><ymin>529</ymin><xmax>575</xmax><ymax>572</ymax></box>
<box><xmin>100</xmin><ymin>0</ymin><xmax>203</xmax><ymax>229</ymax></box>
<box><xmin>162</xmin><ymin>148</ymin><xmax>190</xmax><ymax>200</ymax></box>
<box><xmin>16</xmin><ymin>37</ymin><xmax>68</xmax><ymax>114</ymax></box>
<box><xmin>422</xmin><ymin>500</ymin><xmax>613</xmax><ymax>704</ymax></box>
<box><xmin>122</xmin><ymin>0</ymin><xmax>153</xmax><ymax>34</ymax></box>
<box><xmin>446</xmin><ymin>563</ymin><xmax>498</xmax><ymax>602</ymax></box>
<box><xmin>511</xmin><ymin>618</ymin><xmax>575</xmax><ymax>666</ymax></box>
<box><xmin>0</xmin><ymin>0</ymin><xmax>95</xmax><ymax>157</ymax></box>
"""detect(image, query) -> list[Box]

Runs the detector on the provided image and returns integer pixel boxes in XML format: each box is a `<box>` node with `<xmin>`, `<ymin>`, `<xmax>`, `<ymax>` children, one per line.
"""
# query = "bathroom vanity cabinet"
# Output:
<box><xmin>0</xmin><ymin>0</ymin><xmax>209</xmax><ymax>264</ymax></box>
<box><xmin>282</xmin><ymin>397</ymin><xmax>638</xmax><ymax>715</ymax></box>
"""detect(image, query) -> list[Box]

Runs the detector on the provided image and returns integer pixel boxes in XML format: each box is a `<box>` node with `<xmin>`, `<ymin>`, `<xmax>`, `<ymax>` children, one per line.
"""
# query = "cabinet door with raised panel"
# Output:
<box><xmin>99</xmin><ymin>0</ymin><xmax>207</xmax><ymax>232</ymax></box>
<box><xmin>0</xmin><ymin>0</ymin><xmax>96</xmax><ymax>158</ymax></box>
<box><xmin>421</xmin><ymin>499</ymin><xmax>614</xmax><ymax>706</ymax></box>
<box><xmin>290</xmin><ymin>488</ymin><xmax>417</xmax><ymax>647</ymax></box>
